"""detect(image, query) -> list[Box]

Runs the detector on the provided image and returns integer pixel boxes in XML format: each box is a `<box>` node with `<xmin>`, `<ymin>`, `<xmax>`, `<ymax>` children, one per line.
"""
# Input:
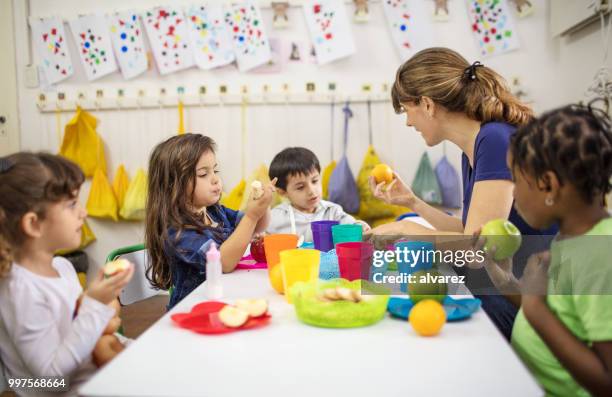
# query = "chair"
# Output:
<box><xmin>106</xmin><ymin>244</ymin><xmax>163</xmax><ymax>306</ymax></box>
<box><xmin>106</xmin><ymin>244</ymin><xmax>168</xmax><ymax>338</ymax></box>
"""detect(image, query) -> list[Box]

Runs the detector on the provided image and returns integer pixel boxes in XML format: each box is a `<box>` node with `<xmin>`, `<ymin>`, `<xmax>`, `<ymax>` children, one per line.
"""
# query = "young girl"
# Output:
<box><xmin>0</xmin><ymin>153</ymin><xmax>134</xmax><ymax>396</ymax></box>
<box><xmin>479</xmin><ymin>104</ymin><xmax>612</xmax><ymax>396</ymax></box>
<box><xmin>145</xmin><ymin>134</ymin><xmax>276</xmax><ymax>310</ymax></box>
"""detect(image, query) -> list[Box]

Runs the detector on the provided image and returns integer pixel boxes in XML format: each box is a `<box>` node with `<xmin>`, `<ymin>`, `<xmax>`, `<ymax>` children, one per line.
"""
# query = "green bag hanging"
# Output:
<box><xmin>411</xmin><ymin>152</ymin><xmax>442</xmax><ymax>205</ymax></box>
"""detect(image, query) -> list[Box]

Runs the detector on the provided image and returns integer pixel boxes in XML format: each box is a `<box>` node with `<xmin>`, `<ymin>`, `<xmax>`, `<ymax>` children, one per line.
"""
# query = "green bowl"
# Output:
<box><xmin>290</xmin><ymin>279</ymin><xmax>390</xmax><ymax>328</ymax></box>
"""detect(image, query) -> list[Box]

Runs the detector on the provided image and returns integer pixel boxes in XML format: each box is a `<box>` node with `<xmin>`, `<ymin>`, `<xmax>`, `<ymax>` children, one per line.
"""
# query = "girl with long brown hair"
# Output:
<box><xmin>0</xmin><ymin>152</ymin><xmax>133</xmax><ymax>393</ymax></box>
<box><xmin>369</xmin><ymin>47</ymin><xmax>558</xmax><ymax>340</ymax></box>
<box><xmin>145</xmin><ymin>133</ymin><xmax>276</xmax><ymax>309</ymax></box>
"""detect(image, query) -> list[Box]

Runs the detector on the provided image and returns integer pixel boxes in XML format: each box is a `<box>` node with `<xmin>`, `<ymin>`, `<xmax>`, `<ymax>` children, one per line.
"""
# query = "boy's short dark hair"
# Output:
<box><xmin>269</xmin><ymin>147</ymin><xmax>321</xmax><ymax>190</ymax></box>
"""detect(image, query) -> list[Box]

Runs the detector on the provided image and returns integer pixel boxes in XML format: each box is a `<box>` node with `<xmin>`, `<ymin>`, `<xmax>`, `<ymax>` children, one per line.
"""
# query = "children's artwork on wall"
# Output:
<box><xmin>142</xmin><ymin>7</ymin><xmax>194</xmax><ymax>75</ymax></box>
<box><xmin>509</xmin><ymin>0</ymin><xmax>534</xmax><ymax>18</ymax></box>
<box><xmin>466</xmin><ymin>0</ymin><xmax>520</xmax><ymax>57</ymax></box>
<box><xmin>31</xmin><ymin>17</ymin><xmax>74</xmax><ymax>84</ymax></box>
<box><xmin>224</xmin><ymin>2</ymin><xmax>272</xmax><ymax>72</ymax></box>
<box><xmin>107</xmin><ymin>12</ymin><xmax>148</xmax><ymax>80</ymax></box>
<box><xmin>382</xmin><ymin>0</ymin><xmax>434</xmax><ymax>61</ymax></box>
<box><xmin>354</xmin><ymin>0</ymin><xmax>370</xmax><ymax>23</ymax></box>
<box><xmin>186</xmin><ymin>4</ymin><xmax>235</xmax><ymax>70</ymax></box>
<box><xmin>252</xmin><ymin>38</ymin><xmax>286</xmax><ymax>73</ymax></box>
<box><xmin>433</xmin><ymin>0</ymin><xmax>450</xmax><ymax>21</ymax></box>
<box><xmin>272</xmin><ymin>2</ymin><xmax>290</xmax><ymax>29</ymax></box>
<box><xmin>69</xmin><ymin>14</ymin><xmax>118</xmax><ymax>81</ymax></box>
<box><xmin>303</xmin><ymin>0</ymin><xmax>356</xmax><ymax>65</ymax></box>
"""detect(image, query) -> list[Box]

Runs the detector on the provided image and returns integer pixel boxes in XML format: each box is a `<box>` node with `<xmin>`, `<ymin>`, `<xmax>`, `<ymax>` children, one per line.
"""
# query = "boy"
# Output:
<box><xmin>267</xmin><ymin>147</ymin><xmax>369</xmax><ymax>242</ymax></box>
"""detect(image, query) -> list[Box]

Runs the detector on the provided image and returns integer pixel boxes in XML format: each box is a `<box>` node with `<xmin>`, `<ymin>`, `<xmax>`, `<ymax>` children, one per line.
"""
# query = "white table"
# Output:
<box><xmin>80</xmin><ymin>269</ymin><xmax>542</xmax><ymax>397</ymax></box>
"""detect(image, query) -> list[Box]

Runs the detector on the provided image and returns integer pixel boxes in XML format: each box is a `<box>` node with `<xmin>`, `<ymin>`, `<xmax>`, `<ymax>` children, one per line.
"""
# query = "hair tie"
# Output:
<box><xmin>464</xmin><ymin>61</ymin><xmax>484</xmax><ymax>82</ymax></box>
<box><xmin>0</xmin><ymin>157</ymin><xmax>12</xmax><ymax>174</ymax></box>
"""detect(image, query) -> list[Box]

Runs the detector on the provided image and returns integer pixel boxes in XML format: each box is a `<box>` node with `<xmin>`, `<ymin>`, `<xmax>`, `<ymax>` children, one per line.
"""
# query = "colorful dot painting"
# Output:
<box><xmin>143</xmin><ymin>6</ymin><xmax>194</xmax><ymax>75</ymax></box>
<box><xmin>466</xmin><ymin>0</ymin><xmax>520</xmax><ymax>57</ymax></box>
<box><xmin>303</xmin><ymin>0</ymin><xmax>355</xmax><ymax>65</ymax></box>
<box><xmin>382</xmin><ymin>0</ymin><xmax>433</xmax><ymax>61</ymax></box>
<box><xmin>224</xmin><ymin>1</ymin><xmax>271</xmax><ymax>72</ymax></box>
<box><xmin>31</xmin><ymin>17</ymin><xmax>74</xmax><ymax>84</ymax></box>
<box><xmin>69</xmin><ymin>14</ymin><xmax>117</xmax><ymax>81</ymax></box>
<box><xmin>108</xmin><ymin>11</ymin><xmax>148</xmax><ymax>79</ymax></box>
<box><xmin>185</xmin><ymin>4</ymin><xmax>235</xmax><ymax>70</ymax></box>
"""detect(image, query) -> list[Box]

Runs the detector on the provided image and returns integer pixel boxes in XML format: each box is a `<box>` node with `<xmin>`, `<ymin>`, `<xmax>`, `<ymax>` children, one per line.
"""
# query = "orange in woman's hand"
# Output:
<box><xmin>371</xmin><ymin>164</ymin><xmax>394</xmax><ymax>184</ymax></box>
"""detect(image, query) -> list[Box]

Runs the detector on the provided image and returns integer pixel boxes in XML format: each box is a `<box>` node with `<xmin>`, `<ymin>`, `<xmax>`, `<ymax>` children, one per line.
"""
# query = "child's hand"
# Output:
<box><xmin>86</xmin><ymin>263</ymin><xmax>134</xmax><ymax>305</ymax></box>
<box><xmin>245</xmin><ymin>178</ymin><xmax>277</xmax><ymax>222</ymax></box>
<box><xmin>520</xmin><ymin>251</ymin><xmax>550</xmax><ymax>296</ymax></box>
<box><xmin>369</xmin><ymin>172</ymin><xmax>415</xmax><ymax>208</ymax></box>
<box><xmin>471</xmin><ymin>229</ymin><xmax>519</xmax><ymax>294</ymax></box>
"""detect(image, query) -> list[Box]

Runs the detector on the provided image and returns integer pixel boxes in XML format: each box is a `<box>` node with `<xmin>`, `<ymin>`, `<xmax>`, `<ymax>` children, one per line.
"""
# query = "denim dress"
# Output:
<box><xmin>166</xmin><ymin>205</ymin><xmax>244</xmax><ymax>310</ymax></box>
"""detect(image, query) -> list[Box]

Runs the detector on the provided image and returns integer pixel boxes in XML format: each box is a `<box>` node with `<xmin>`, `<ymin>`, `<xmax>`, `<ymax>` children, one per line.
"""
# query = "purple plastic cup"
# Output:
<box><xmin>310</xmin><ymin>220</ymin><xmax>339</xmax><ymax>252</ymax></box>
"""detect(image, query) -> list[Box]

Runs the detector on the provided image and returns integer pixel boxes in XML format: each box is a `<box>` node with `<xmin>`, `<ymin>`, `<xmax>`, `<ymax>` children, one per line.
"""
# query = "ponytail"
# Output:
<box><xmin>392</xmin><ymin>47</ymin><xmax>533</xmax><ymax>126</ymax></box>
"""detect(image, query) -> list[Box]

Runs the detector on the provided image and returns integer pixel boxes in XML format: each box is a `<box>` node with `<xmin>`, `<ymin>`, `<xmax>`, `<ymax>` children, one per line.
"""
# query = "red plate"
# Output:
<box><xmin>171</xmin><ymin>301</ymin><xmax>271</xmax><ymax>335</ymax></box>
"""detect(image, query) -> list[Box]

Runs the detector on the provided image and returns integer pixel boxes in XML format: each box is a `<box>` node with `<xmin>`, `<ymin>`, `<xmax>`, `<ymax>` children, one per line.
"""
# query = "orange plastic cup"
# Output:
<box><xmin>280</xmin><ymin>249</ymin><xmax>320</xmax><ymax>303</ymax></box>
<box><xmin>264</xmin><ymin>234</ymin><xmax>299</xmax><ymax>293</ymax></box>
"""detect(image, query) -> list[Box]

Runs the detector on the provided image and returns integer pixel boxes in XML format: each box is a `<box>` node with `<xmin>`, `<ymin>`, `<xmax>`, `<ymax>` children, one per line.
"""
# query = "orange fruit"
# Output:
<box><xmin>371</xmin><ymin>164</ymin><xmax>394</xmax><ymax>184</ymax></box>
<box><xmin>268</xmin><ymin>263</ymin><xmax>284</xmax><ymax>294</ymax></box>
<box><xmin>409</xmin><ymin>299</ymin><xmax>447</xmax><ymax>336</ymax></box>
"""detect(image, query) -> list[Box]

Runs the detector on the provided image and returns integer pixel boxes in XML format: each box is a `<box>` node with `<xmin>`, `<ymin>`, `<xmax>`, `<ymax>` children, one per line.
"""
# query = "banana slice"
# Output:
<box><xmin>218</xmin><ymin>306</ymin><xmax>249</xmax><ymax>328</ymax></box>
<box><xmin>235</xmin><ymin>299</ymin><xmax>268</xmax><ymax>317</ymax></box>
<box><xmin>251</xmin><ymin>181</ymin><xmax>264</xmax><ymax>200</ymax></box>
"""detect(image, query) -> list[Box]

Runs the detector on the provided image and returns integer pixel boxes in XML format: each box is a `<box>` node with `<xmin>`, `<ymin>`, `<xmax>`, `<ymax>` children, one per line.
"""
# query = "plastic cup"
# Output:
<box><xmin>394</xmin><ymin>241</ymin><xmax>434</xmax><ymax>293</ymax></box>
<box><xmin>332</xmin><ymin>224</ymin><xmax>363</xmax><ymax>246</ymax></box>
<box><xmin>280</xmin><ymin>249</ymin><xmax>320</xmax><ymax>303</ymax></box>
<box><xmin>335</xmin><ymin>242</ymin><xmax>374</xmax><ymax>281</ymax></box>
<box><xmin>311</xmin><ymin>221</ymin><xmax>339</xmax><ymax>252</ymax></box>
<box><xmin>264</xmin><ymin>234</ymin><xmax>299</xmax><ymax>294</ymax></box>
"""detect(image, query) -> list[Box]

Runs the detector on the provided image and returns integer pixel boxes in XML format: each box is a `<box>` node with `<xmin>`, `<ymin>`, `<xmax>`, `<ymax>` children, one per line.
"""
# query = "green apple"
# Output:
<box><xmin>481</xmin><ymin>219</ymin><xmax>522</xmax><ymax>261</ymax></box>
<box><xmin>408</xmin><ymin>270</ymin><xmax>448</xmax><ymax>303</ymax></box>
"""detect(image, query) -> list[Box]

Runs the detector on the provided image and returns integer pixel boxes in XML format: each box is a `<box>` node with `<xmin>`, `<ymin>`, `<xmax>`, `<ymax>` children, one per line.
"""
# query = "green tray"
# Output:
<box><xmin>290</xmin><ymin>279</ymin><xmax>389</xmax><ymax>328</ymax></box>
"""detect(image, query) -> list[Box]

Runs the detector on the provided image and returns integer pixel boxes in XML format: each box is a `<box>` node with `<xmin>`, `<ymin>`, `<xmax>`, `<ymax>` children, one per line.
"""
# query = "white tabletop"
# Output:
<box><xmin>80</xmin><ymin>269</ymin><xmax>542</xmax><ymax>397</ymax></box>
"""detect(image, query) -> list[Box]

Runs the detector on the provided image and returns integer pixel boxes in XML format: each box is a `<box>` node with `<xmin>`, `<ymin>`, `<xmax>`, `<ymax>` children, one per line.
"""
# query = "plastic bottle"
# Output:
<box><xmin>205</xmin><ymin>242</ymin><xmax>223</xmax><ymax>300</ymax></box>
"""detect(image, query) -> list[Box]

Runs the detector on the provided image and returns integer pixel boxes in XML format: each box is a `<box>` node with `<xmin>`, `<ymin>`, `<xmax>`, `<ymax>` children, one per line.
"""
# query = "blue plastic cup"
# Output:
<box><xmin>394</xmin><ymin>241</ymin><xmax>434</xmax><ymax>293</ymax></box>
<box><xmin>311</xmin><ymin>221</ymin><xmax>339</xmax><ymax>252</ymax></box>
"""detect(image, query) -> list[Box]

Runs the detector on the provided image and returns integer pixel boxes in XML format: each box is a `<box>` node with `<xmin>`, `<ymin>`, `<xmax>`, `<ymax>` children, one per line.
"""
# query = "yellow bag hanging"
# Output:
<box><xmin>112</xmin><ymin>165</ymin><xmax>130</xmax><ymax>210</ymax></box>
<box><xmin>238</xmin><ymin>164</ymin><xmax>282</xmax><ymax>211</ymax></box>
<box><xmin>59</xmin><ymin>107</ymin><xmax>107</xmax><ymax>178</ymax></box>
<box><xmin>321</xmin><ymin>160</ymin><xmax>337</xmax><ymax>200</ymax></box>
<box><xmin>177</xmin><ymin>101</ymin><xmax>185</xmax><ymax>135</ymax></box>
<box><xmin>120</xmin><ymin>168</ymin><xmax>148</xmax><ymax>221</ymax></box>
<box><xmin>86</xmin><ymin>168</ymin><xmax>119</xmax><ymax>221</ymax></box>
<box><xmin>221</xmin><ymin>179</ymin><xmax>246</xmax><ymax>211</ymax></box>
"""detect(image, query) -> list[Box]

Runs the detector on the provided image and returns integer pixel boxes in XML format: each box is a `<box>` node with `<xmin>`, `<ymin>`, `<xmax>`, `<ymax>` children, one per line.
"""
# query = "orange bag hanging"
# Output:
<box><xmin>112</xmin><ymin>165</ymin><xmax>130</xmax><ymax>210</ymax></box>
<box><xmin>120</xmin><ymin>168</ymin><xmax>148</xmax><ymax>221</ymax></box>
<box><xmin>86</xmin><ymin>168</ymin><xmax>119</xmax><ymax>221</ymax></box>
<box><xmin>59</xmin><ymin>107</ymin><xmax>107</xmax><ymax>178</ymax></box>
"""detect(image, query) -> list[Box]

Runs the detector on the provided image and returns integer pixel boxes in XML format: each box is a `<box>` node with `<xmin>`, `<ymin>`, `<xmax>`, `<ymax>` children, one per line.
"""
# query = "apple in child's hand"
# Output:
<box><xmin>218</xmin><ymin>305</ymin><xmax>249</xmax><ymax>328</ymax></box>
<box><xmin>235</xmin><ymin>299</ymin><xmax>268</xmax><ymax>317</ymax></box>
<box><xmin>250</xmin><ymin>237</ymin><xmax>267</xmax><ymax>263</ymax></box>
<box><xmin>371</xmin><ymin>164</ymin><xmax>394</xmax><ymax>185</ymax></box>
<box><xmin>103</xmin><ymin>259</ymin><xmax>130</xmax><ymax>278</ymax></box>
<box><xmin>481</xmin><ymin>219</ymin><xmax>522</xmax><ymax>261</ymax></box>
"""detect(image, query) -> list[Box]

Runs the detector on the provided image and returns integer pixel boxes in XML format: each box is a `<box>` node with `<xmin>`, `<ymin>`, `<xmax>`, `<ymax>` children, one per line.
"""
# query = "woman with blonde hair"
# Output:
<box><xmin>370</xmin><ymin>47</ymin><xmax>557</xmax><ymax>339</ymax></box>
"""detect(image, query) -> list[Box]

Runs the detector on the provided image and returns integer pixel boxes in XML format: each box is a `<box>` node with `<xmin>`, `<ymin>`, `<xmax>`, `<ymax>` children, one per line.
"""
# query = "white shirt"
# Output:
<box><xmin>266</xmin><ymin>200</ymin><xmax>368</xmax><ymax>243</ymax></box>
<box><xmin>0</xmin><ymin>257</ymin><xmax>115</xmax><ymax>397</ymax></box>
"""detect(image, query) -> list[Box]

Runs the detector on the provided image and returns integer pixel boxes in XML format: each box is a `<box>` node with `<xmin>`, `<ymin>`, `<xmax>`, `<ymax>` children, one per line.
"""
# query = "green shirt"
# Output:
<box><xmin>511</xmin><ymin>217</ymin><xmax>612</xmax><ymax>397</ymax></box>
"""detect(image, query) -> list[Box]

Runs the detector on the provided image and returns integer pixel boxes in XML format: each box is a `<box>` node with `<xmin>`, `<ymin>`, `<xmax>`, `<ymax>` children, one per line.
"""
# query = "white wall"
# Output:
<box><xmin>10</xmin><ymin>0</ymin><xmax>610</xmax><ymax>277</ymax></box>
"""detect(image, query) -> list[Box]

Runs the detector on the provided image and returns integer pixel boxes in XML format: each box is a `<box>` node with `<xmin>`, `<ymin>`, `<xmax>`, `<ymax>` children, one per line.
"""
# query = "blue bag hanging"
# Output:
<box><xmin>435</xmin><ymin>144</ymin><xmax>462</xmax><ymax>208</ymax></box>
<box><xmin>328</xmin><ymin>102</ymin><xmax>360</xmax><ymax>214</ymax></box>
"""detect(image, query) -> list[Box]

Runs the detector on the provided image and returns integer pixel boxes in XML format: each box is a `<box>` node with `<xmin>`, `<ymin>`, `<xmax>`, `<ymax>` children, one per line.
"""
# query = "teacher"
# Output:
<box><xmin>370</xmin><ymin>47</ymin><xmax>557</xmax><ymax>340</ymax></box>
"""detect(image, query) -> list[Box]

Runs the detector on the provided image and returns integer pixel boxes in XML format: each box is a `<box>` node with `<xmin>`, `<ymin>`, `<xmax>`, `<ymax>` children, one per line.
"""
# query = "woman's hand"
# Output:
<box><xmin>86</xmin><ymin>264</ymin><xmax>134</xmax><ymax>305</ymax></box>
<box><xmin>369</xmin><ymin>172</ymin><xmax>416</xmax><ymax>208</ymax></box>
<box><xmin>245</xmin><ymin>178</ymin><xmax>277</xmax><ymax>222</ymax></box>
